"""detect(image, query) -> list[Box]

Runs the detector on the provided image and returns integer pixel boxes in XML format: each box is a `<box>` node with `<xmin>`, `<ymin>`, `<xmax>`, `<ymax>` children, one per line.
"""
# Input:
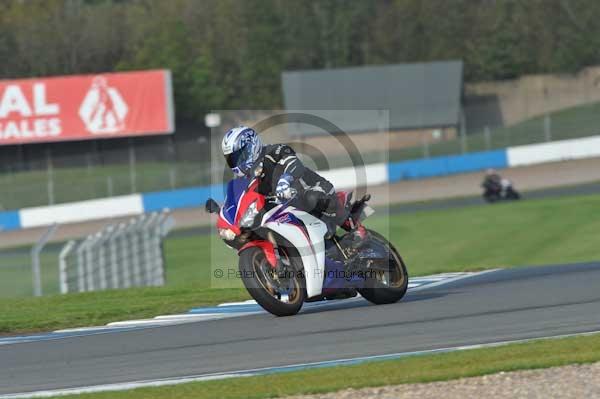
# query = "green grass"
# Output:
<box><xmin>377</xmin><ymin>194</ymin><xmax>600</xmax><ymax>275</ymax></box>
<box><xmin>46</xmin><ymin>333</ymin><xmax>600</xmax><ymax>399</ymax></box>
<box><xmin>167</xmin><ymin>193</ymin><xmax>600</xmax><ymax>284</ymax></box>
<box><xmin>0</xmin><ymin>249</ymin><xmax>60</xmax><ymax>298</ymax></box>
<box><xmin>0</xmin><ymin>286</ymin><xmax>247</xmax><ymax>334</ymax></box>
<box><xmin>1</xmin><ymin>193</ymin><xmax>598</xmax><ymax>333</ymax></box>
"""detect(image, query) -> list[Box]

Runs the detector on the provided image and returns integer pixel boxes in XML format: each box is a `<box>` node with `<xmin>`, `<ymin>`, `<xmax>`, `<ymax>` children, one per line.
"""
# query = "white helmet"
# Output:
<box><xmin>221</xmin><ymin>126</ymin><xmax>263</xmax><ymax>177</ymax></box>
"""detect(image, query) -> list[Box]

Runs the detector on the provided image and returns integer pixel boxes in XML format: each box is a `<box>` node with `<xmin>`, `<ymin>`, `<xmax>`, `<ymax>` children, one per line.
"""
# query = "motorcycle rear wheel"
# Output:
<box><xmin>358</xmin><ymin>230</ymin><xmax>409</xmax><ymax>305</ymax></box>
<box><xmin>239</xmin><ymin>246</ymin><xmax>306</xmax><ymax>316</ymax></box>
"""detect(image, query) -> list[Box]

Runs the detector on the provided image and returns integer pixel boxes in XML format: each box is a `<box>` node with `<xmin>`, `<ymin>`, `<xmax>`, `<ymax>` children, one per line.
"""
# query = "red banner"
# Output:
<box><xmin>0</xmin><ymin>69</ymin><xmax>174</xmax><ymax>145</ymax></box>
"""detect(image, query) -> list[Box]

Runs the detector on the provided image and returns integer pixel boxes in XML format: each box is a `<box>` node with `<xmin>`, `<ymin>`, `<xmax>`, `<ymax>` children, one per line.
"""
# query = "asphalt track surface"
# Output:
<box><xmin>1</xmin><ymin>262</ymin><xmax>600</xmax><ymax>396</ymax></box>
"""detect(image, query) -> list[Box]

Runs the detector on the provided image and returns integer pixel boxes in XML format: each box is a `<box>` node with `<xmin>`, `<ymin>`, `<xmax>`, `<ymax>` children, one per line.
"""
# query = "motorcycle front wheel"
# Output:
<box><xmin>506</xmin><ymin>189</ymin><xmax>521</xmax><ymax>200</ymax></box>
<box><xmin>483</xmin><ymin>192</ymin><xmax>499</xmax><ymax>203</ymax></box>
<box><xmin>239</xmin><ymin>246</ymin><xmax>306</xmax><ymax>316</ymax></box>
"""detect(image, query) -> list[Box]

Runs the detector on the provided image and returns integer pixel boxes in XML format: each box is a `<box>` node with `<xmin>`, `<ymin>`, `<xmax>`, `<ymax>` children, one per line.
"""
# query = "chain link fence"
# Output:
<box><xmin>388</xmin><ymin>104</ymin><xmax>600</xmax><ymax>163</ymax></box>
<box><xmin>0</xmin><ymin>124</ymin><xmax>213</xmax><ymax>211</ymax></box>
<box><xmin>1</xmin><ymin>101</ymin><xmax>600</xmax><ymax>211</ymax></box>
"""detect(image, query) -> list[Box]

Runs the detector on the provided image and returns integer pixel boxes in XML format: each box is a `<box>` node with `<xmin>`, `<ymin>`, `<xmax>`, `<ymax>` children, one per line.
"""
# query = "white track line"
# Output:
<box><xmin>154</xmin><ymin>314</ymin><xmax>232</xmax><ymax>320</ymax></box>
<box><xmin>218</xmin><ymin>300</ymin><xmax>258</xmax><ymax>307</ymax></box>
<box><xmin>53</xmin><ymin>326</ymin><xmax>117</xmax><ymax>334</ymax></box>
<box><xmin>410</xmin><ymin>269</ymin><xmax>500</xmax><ymax>292</ymax></box>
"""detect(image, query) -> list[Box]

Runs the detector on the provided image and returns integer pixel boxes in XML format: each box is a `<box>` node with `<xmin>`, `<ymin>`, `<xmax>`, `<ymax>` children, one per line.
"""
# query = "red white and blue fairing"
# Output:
<box><xmin>216</xmin><ymin>177</ymin><xmax>365</xmax><ymax>298</ymax></box>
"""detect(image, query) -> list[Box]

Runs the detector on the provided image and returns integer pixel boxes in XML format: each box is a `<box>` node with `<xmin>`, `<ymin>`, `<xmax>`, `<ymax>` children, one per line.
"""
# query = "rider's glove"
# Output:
<box><xmin>276</xmin><ymin>173</ymin><xmax>297</xmax><ymax>200</ymax></box>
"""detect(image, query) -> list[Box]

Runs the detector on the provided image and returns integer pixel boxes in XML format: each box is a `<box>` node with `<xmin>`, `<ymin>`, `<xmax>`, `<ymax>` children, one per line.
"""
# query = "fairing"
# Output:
<box><xmin>262</xmin><ymin>205</ymin><xmax>327</xmax><ymax>297</ymax></box>
<box><xmin>216</xmin><ymin>177</ymin><xmax>370</xmax><ymax>299</ymax></box>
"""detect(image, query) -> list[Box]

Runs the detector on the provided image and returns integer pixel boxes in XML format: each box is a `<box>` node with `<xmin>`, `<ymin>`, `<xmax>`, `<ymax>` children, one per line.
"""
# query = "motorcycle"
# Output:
<box><xmin>482</xmin><ymin>178</ymin><xmax>521</xmax><ymax>203</ymax></box>
<box><xmin>205</xmin><ymin>177</ymin><xmax>408</xmax><ymax>316</ymax></box>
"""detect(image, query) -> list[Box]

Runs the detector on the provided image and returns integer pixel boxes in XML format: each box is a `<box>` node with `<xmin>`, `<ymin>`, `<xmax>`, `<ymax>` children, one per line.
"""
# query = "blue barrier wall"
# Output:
<box><xmin>141</xmin><ymin>150</ymin><xmax>507</xmax><ymax>214</ymax></box>
<box><xmin>0</xmin><ymin>149</ymin><xmax>512</xmax><ymax>231</ymax></box>
<box><xmin>387</xmin><ymin>149</ymin><xmax>508</xmax><ymax>182</ymax></box>
<box><xmin>0</xmin><ymin>211</ymin><xmax>21</xmax><ymax>231</ymax></box>
<box><xmin>142</xmin><ymin>184</ymin><xmax>225</xmax><ymax>212</ymax></box>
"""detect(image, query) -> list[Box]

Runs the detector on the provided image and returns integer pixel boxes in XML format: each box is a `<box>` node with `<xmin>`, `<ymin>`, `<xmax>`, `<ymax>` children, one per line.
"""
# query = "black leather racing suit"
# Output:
<box><xmin>251</xmin><ymin>144</ymin><xmax>339</xmax><ymax>234</ymax></box>
<box><xmin>482</xmin><ymin>173</ymin><xmax>502</xmax><ymax>193</ymax></box>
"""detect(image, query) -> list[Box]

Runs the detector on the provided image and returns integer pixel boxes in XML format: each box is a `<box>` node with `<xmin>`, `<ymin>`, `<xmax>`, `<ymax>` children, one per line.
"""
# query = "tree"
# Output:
<box><xmin>2</xmin><ymin>0</ymin><xmax>600</xmax><ymax>114</ymax></box>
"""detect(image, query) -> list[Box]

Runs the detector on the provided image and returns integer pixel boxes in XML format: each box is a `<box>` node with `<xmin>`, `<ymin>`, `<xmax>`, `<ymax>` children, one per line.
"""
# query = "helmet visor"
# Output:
<box><xmin>225</xmin><ymin>145</ymin><xmax>251</xmax><ymax>171</ymax></box>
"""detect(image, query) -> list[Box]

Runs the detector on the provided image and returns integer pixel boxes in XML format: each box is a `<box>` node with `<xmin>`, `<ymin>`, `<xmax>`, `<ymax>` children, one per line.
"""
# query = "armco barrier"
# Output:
<box><xmin>141</xmin><ymin>164</ymin><xmax>388</xmax><ymax>212</ymax></box>
<box><xmin>19</xmin><ymin>194</ymin><xmax>144</xmax><ymax>229</ymax></box>
<box><xmin>320</xmin><ymin>163</ymin><xmax>388</xmax><ymax>190</ymax></box>
<box><xmin>3</xmin><ymin>135</ymin><xmax>600</xmax><ymax>232</ymax></box>
<box><xmin>507</xmin><ymin>135</ymin><xmax>600</xmax><ymax>167</ymax></box>
<box><xmin>0</xmin><ymin>211</ymin><xmax>21</xmax><ymax>231</ymax></box>
<box><xmin>387</xmin><ymin>149</ymin><xmax>508</xmax><ymax>182</ymax></box>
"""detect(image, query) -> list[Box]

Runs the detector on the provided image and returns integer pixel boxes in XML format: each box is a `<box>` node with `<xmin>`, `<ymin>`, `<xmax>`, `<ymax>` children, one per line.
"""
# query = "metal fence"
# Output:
<box><xmin>0</xmin><ymin>129</ymin><xmax>214</xmax><ymax>211</ymax></box>
<box><xmin>388</xmin><ymin>108</ymin><xmax>600</xmax><ymax>163</ymax></box>
<box><xmin>59</xmin><ymin>211</ymin><xmax>174</xmax><ymax>294</ymax></box>
<box><xmin>0</xmin><ymin>212</ymin><xmax>174</xmax><ymax>298</ymax></box>
<box><xmin>1</xmin><ymin>102</ymin><xmax>600</xmax><ymax>211</ymax></box>
<box><xmin>0</xmin><ymin>225</ymin><xmax>62</xmax><ymax>298</ymax></box>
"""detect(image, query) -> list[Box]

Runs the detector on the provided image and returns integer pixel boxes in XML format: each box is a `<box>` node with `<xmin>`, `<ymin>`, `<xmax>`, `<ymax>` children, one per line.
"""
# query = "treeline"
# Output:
<box><xmin>1</xmin><ymin>0</ymin><xmax>600</xmax><ymax>121</ymax></box>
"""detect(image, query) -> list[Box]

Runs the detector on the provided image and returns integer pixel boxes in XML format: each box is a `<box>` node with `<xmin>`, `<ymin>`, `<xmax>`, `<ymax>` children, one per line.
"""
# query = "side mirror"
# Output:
<box><xmin>205</xmin><ymin>198</ymin><xmax>220</xmax><ymax>214</ymax></box>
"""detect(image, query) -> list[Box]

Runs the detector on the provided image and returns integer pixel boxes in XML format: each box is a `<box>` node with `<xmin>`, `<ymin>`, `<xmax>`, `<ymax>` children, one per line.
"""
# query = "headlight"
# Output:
<box><xmin>239</xmin><ymin>200</ymin><xmax>259</xmax><ymax>228</ymax></box>
<box><xmin>219</xmin><ymin>228</ymin><xmax>237</xmax><ymax>241</ymax></box>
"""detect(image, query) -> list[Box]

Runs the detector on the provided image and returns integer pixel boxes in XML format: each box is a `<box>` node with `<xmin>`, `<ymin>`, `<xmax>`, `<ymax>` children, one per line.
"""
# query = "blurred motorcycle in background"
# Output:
<box><xmin>482</xmin><ymin>175</ymin><xmax>521</xmax><ymax>203</ymax></box>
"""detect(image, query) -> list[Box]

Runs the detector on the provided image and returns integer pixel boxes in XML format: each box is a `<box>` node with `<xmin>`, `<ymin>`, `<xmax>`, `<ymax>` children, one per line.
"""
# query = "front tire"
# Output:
<box><xmin>358</xmin><ymin>230</ymin><xmax>409</xmax><ymax>305</ymax></box>
<box><xmin>506</xmin><ymin>188</ymin><xmax>521</xmax><ymax>200</ymax></box>
<box><xmin>483</xmin><ymin>192</ymin><xmax>498</xmax><ymax>203</ymax></box>
<box><xmin>239</xmin><ymin>246</ymin><xmax>306</xmax><ymax>316</ymax></box>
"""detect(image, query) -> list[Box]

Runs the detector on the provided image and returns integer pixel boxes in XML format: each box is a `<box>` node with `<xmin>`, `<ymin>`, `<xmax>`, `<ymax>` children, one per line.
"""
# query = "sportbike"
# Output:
<box><xmin>205</xmin><ymin>177</ymin><xmax>408</xmax><ymax>316</ymax></box>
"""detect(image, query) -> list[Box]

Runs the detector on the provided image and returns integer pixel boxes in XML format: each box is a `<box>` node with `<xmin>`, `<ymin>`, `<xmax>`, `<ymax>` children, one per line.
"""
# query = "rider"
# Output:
<box><xmin>221</xmin><ymin>126</ymin><xmax>366</xmax><ymax>245</ymax></box>
<box><xmin>482</xmin><ymin>168</ymin><xmax>502</xmax><ymax>193</ymax></box>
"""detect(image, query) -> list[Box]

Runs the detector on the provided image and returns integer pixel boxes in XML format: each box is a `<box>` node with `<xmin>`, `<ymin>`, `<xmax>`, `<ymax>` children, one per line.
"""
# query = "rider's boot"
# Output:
<box><xmin>323</xmin><ymin>215</ymin><xmax>338</xmax><ymax>240</ymax></box>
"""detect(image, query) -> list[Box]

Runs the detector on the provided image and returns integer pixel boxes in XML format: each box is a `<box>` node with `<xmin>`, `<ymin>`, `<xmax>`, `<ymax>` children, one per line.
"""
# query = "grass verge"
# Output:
<box><xmin>46</xmin><ymin>333</ymin><xmax>600</xmax><ymax>399</ymax></box>
<box><xmin>1</xmin><ymin>193</ymin><xmax>598</xmax><ymax>334</ymax></box>
<box><xmin>0</xmin><ymin>286</ymin><xmax>247</xmax><ymax>334</ymax></box>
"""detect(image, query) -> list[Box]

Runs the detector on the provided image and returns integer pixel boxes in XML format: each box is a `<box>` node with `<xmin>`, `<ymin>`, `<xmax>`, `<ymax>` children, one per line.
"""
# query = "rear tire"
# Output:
<box><xmin>358</xmin><ymin>230</ymin><xmax>409</xmax><ymax>305</ymax></box>
<box><xmin>239</xmin><ymin>246</ymin><xmax>306</xmax><ymax>316</ymax></box>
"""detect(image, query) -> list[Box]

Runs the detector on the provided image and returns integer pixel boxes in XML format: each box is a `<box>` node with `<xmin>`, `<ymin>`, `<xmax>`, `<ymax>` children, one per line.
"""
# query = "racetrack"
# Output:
<box><xmin>1</xmin><ymin>262</ymin><xmax>599</xmax><ymax>397</ymax></box>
